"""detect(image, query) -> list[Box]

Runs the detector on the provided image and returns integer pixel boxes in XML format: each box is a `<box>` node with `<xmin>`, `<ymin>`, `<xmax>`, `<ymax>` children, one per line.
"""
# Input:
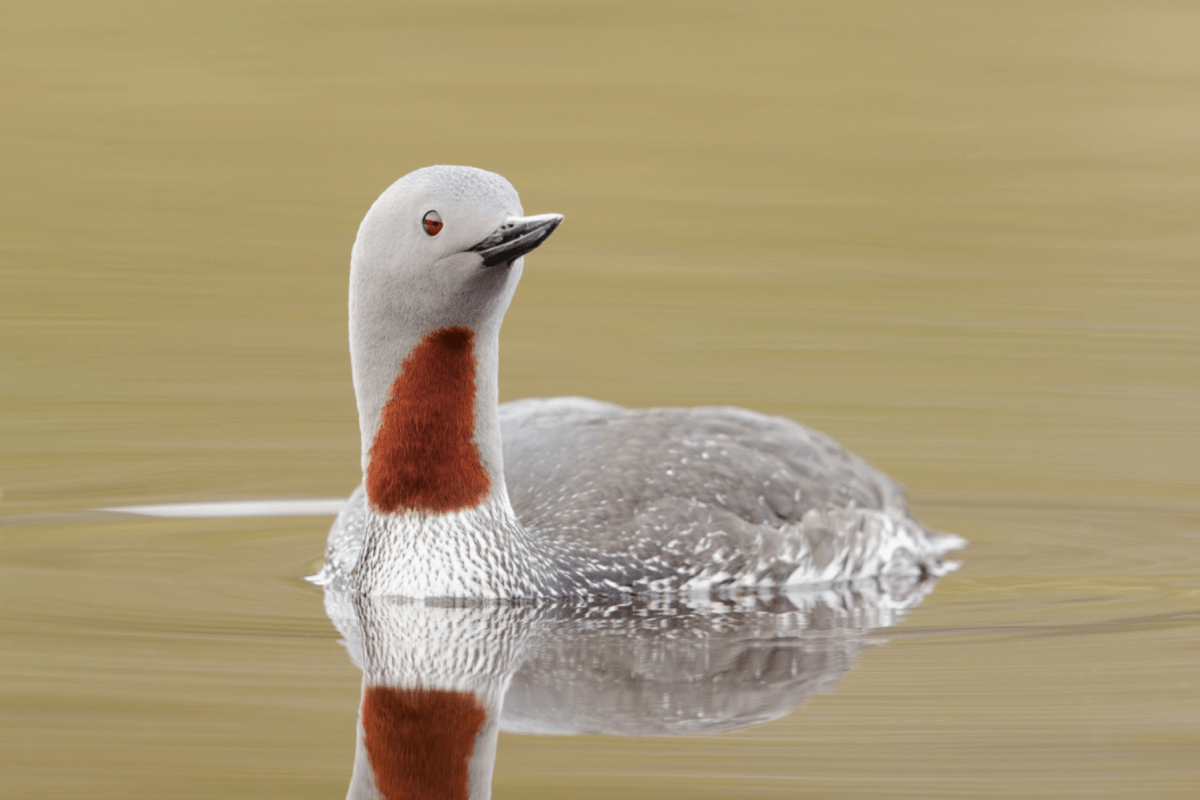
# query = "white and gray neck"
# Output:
<box><xmin>347</xmin><ymin>258</ymin><xmax>558</xmax><ymax>597</ymax></box>
<box><xmin>341</xmin><ymin>165</ymin><xmax>571</xmax><ymax>598</ymax></box>
<box><xmin>349</xmin><ymin>317</ymin><xmax>510</xmax><ymax>509</ymax></box>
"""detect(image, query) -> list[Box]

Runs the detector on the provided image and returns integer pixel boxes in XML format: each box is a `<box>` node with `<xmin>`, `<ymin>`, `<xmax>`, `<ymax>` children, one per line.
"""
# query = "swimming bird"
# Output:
<box><xmin>314</xmin><ymin>165</ymin><xmax>963</xmax><ymax>598</ymax></box>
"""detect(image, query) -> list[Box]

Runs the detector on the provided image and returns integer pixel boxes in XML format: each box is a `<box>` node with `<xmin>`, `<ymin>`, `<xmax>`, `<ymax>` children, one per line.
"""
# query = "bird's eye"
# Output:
<box><xmin>422</xmin><ymin>210</ymin><xmax>443</xmax><ymax>236</ymax></box>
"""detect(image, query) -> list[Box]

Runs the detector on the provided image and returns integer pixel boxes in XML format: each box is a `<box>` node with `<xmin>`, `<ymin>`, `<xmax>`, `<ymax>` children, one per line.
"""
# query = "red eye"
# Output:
<box><xmin>422</xmin><ymin>210</ymin><xmax>443</xmax><ymax>236</ymax></box>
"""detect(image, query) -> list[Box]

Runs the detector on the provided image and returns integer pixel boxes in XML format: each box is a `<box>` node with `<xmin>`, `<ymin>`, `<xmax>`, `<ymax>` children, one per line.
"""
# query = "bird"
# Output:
<box><xmin>313</xmin><ymin>165</ymin><xmax>964</xmax><ymax>599</ymax></box>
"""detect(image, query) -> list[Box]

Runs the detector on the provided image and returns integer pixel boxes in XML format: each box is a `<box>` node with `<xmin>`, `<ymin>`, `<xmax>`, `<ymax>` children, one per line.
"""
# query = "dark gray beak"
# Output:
<box><xmin>469</xmin><ymin>213</ymin><xmax>564</xmax><ymax>268</ymax></box>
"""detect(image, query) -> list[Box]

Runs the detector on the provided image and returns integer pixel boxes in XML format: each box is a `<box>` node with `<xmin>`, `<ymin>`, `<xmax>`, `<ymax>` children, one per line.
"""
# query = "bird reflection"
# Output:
<box><xmin>323</xmin><ymin>575</ymin><xmax>944</xmax><ymax>799</ymax></box>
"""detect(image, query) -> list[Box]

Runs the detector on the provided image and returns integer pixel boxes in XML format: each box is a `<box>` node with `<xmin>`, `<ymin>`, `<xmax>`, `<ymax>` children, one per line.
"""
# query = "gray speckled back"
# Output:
<box><xmin>500</xmin><ymin>397</ymin><xmax>910</xmax><ymax>535</ymax></box>
<box><xmin>497</xmin><ymin>397</ymin><xmax>959</xmax><ymax>593</ymax></box>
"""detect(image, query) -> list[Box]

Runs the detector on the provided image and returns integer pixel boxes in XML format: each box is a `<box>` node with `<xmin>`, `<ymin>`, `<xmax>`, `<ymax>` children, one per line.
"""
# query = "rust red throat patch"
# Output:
<box><xmin>361</xmin><ymin>686</ymin><xmax>488</xmax><ymax>800</ymax></box>
<box><xmin>367</xmin><ymin>326</ymin><xmax>491</xmax><ymax>514</ymax></box>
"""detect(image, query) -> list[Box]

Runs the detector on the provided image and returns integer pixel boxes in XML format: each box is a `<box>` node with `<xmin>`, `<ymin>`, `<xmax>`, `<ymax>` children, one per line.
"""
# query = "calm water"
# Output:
<box><xmin>2</xmin><ymin>1</ymin><xmax>1198</xmax><ymax>797</ymax></box>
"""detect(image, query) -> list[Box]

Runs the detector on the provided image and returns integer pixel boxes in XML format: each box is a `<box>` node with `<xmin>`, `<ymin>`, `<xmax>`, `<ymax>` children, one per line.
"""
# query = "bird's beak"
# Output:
<box><xmin>469</xmin><ymin>213</ymin><xmax>564</xmax><ymax>268</ymax></box>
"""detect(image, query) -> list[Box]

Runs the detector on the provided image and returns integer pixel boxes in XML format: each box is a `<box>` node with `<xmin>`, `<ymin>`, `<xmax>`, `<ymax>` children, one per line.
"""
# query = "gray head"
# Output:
<box><xmin>354</xmin><ymin>166</ymin><xmax>543</xmax><ymax>331</ymax></box>
<box><xmin>348</xmin><ymin>165</ymin><xmax>564</xmax><ymax>486</ymax></box>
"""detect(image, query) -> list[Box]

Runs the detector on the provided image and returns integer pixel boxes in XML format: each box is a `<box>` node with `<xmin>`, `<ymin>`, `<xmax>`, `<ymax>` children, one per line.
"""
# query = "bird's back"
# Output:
<box><xmin>501</xmin><ymin>397</ymin><xmax>908</xmax><ymax>528</ymax></box>
<box><xmin>500</xmin><ymin>397</ymin><xmax>954</xmax><ymax>593</ymax></box>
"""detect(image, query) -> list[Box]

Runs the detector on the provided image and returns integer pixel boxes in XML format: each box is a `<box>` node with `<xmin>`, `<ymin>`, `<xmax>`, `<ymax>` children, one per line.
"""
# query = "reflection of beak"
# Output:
<box><xmin>469</xmin><ymin>213</ymin><xmax>564</xmax><ymax>268</ymax></box>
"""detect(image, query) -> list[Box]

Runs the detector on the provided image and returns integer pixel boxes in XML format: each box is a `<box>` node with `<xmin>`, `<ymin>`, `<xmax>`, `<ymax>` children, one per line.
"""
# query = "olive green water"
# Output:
<box><xmin>2</xmin><ymin>1</ymin><xmax>1198</xmax><ymax>797</ymax></box>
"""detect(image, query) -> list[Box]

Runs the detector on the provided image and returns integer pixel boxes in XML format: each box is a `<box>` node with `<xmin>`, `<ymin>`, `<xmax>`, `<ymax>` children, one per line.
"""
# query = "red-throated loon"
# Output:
<box><xmin>313</xmin><ymin>165</ymin><xmax>963</xmax><ymax>598</ymax></box>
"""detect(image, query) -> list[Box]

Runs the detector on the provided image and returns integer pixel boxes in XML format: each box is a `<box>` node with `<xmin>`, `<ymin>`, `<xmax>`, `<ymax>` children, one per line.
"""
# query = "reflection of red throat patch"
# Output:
<box><xmin>367</xmin><ymin>326</ymin><xmax>491</xmax><ymax>514</ymax></box>
<box><xmin>361</xmin><ymin>686</ymin><xmax>487</xmax><ymax>800</ymax></box>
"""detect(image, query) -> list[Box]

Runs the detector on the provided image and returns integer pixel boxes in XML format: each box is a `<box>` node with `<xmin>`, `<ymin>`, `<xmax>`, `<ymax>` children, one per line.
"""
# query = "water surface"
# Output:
<box><xmin>2</xmin><ymin>1</ymin><xmax>1198</xmax><ymax>797</ymax></box>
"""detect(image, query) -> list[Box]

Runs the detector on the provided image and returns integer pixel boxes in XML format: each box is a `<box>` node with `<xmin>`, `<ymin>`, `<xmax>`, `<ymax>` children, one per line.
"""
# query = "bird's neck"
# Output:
<box><xmin>350</xmin><ymin>322</ymin><xmax>565</xmax><ymax>597</ymax></box>
<box><xmin>353</xmin><ymin>324</ymin><xmax>510</xmax><ymax>517</ymax></box>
